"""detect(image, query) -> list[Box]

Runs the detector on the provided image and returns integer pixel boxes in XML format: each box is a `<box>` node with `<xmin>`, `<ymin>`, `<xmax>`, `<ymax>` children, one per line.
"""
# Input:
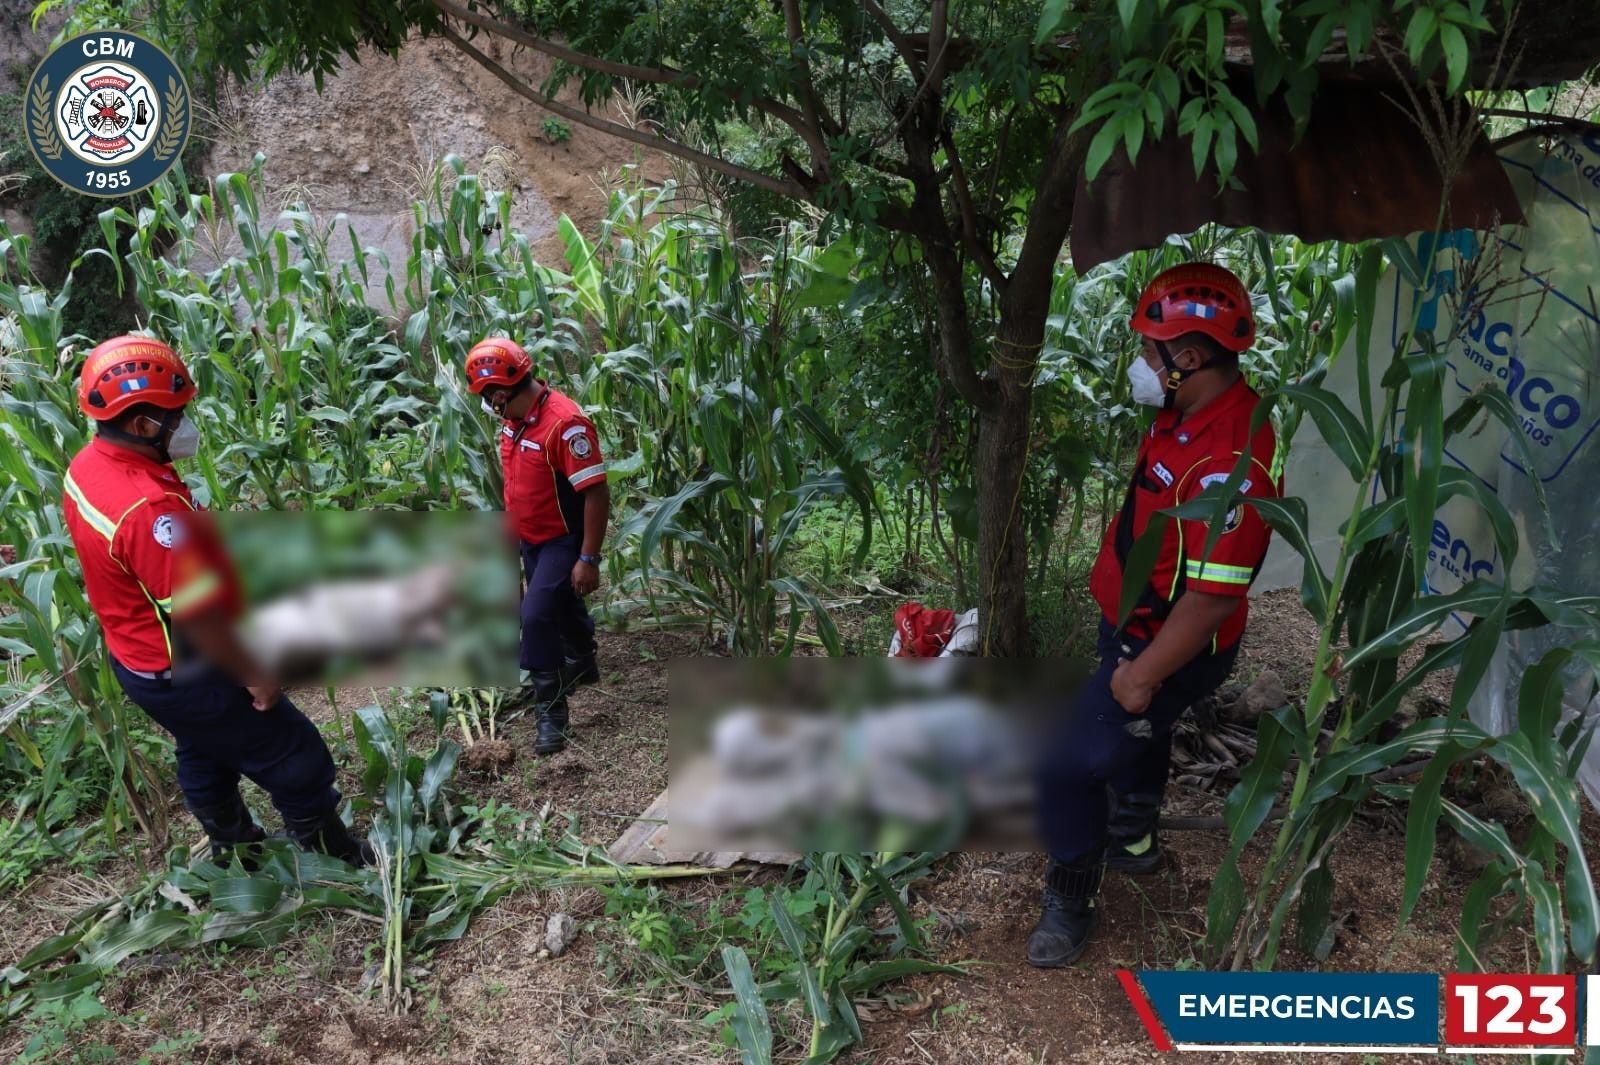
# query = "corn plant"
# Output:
<box><xmin>1140</xmin><ymin>239</ymin><xmax>1600</xmax><ymax>971</ymax></box>
<box><xmin>95</xmin><ymin>160</ymin><xmax>494</xmax><ymax>512</ymax></box>
<box><xmin>440</xmin><ymin>687</ymin><xmax>502</xmax><ymax>748</ymax></box>
<box><xmin>0</xmin><ymin>700</ymin><xmax>728</xmax><ymax>1018</ymax></box>
<box><xmin>570</xmin><ymin>193</ymin><xmax>875</xmax><ymax>654</ymax></box>
<box><xmin>718</xmin><ymin>851</ymin><xmax>966</xmax><ymax>1064</ymax></box>
<box><xmin>0</xmin><ymin>229</ymin><xmax>169</xmax><ymax>848</ymax></box>
<box><xmin>0</xmin><ymin>841</ymin><xmax>378</xmax><ymax>1019</ymax></box>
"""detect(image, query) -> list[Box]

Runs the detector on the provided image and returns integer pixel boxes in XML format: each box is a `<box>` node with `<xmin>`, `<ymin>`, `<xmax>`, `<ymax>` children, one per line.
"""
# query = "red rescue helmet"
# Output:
<box><xmin>1131</xmin><ymin>263</ymin><xmax>1256</xmax><ymax>354</ymax></box>
<box><xmin>464</xmin><ymin>337</ymin><xmax>532</xmax><ymax>394</ymax></box>
<box><xmin>78</xmin><ymin>335</ymin><xmax>197</xmax><ymax>421</ymax></box>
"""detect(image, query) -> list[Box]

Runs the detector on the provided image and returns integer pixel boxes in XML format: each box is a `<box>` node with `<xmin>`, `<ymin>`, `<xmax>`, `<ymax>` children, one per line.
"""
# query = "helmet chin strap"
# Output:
<box><xmin>1153</xmin><ymin>341</ymin><xmax>1185</xmax><ymax>410</ymax></box>
<box><xmin>100</xmin><ymin>409</ymin><xmax>180</xmax><ymax>463</ymax></box>
<box><xmin>1154</xmin><ymin>340</ymin><xmax>1217</xmax><ymax>410</ymax></box>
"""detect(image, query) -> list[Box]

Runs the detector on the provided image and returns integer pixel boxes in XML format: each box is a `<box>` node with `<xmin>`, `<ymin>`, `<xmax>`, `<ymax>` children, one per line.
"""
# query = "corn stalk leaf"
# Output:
<box><xmin>722</xmin><ymin>945</ymin><xmax>774</xmax><ymax>1065</ymax></box>
<box><xmin>1280</xmin><ymin>382</ymin><xmax>1371</xmax><ymax>481</ymax></box>
<box><xmin>1205</xmin><ymin>705</ymin><xmax>1300</xmax><ymax>963</ymax></box>
<box><xmin>769</xmin><ymin>889</ymin><xmax>831</xmax><ymax>1026</ymax></box>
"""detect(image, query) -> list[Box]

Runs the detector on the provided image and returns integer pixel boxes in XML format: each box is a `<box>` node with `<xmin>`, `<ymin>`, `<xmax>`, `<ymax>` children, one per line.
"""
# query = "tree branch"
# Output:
<box><xmin>430</xmin><ymin>0</ymin><xmax>831</xmax><ymax>163</ymax></box>
<box><xmin>432</xmin><ymin>0</ymin><xmax>686</xmax><ymax>86</ymax></box>
<box><xmin>925</xmin><ymin>234</ymin><xmax>997</xmax><ymax>412</ymax></box>
<box><xmin>781</xmin><ymin>0</ymin><xmax>842</xmax><ymax>146</ymax></box>
<box><xmin>438</xmin><ymin>23</ymin><xmax>808</xmax><ymax>200</ymax></box>
<box><xmin>860</xmin><ymin>0</ymin><xmax>925</xmax><ymax>80</ymax></box>
<box><xmin>1005</xmin><ymin>104</ymin><xmax>1086</xmax><ymax>322</ymax></box>
<box><xmin>929</xmin><ymin>0</ymin><xmax>949</xmax><ymax>69</ymax></box>
<box><xmin>940</xmin><ymin>127</ymin><xmax>1006</xmax><ymax>292</ymax></box>
<box><xmin>901</xmin><ymin>100</ymin><xmax>993</xmax><ymax>411</ymax></box>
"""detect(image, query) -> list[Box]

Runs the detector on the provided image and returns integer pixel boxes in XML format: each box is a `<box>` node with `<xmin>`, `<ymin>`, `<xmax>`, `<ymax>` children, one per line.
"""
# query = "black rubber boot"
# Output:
<box><xmin>530</xmin><ymin>668</ymin><xmax>570</xmax><ymax>755</ymax></box>
<box><xmin>562</xmin><ymin>646</ymin><xmax>601</xmax><ymax>688</ymax></box>
<box><xmin>285</xmin><ymin>810</ymin><xmax>375</xmax><ymax>868</ymax></box>
<box><xmin>1105</xmin><ymin>790</ymin><xmax>1165</xmax><ymax>874</ymax></box>
<box><xmin>188</xmin><ymin>793</ymin><xmax>267</xmax><ymax>867</ymax></box>
<box><xmin>1026</xmin><ymin>859</ymin><xmax>1104</xmax><ymax>968</ymax></box>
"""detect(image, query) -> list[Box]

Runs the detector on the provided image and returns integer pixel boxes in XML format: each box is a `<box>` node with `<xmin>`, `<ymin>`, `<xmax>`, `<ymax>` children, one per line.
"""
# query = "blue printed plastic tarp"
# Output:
<box><xmin>1256</xmin><ymin>124</ymin><xmax>1600</xmax><ymax>810</ymax></box>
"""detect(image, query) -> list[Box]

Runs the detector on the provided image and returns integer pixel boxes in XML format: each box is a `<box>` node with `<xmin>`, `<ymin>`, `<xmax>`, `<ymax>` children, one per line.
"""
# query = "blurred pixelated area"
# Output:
<box><xmin>663</xmin><ymin>658</ymin><xmax>1091</xmax><ymax>855</ymax></box>
<box><xmin>210</xmin><ymin>512</ymin><xmax>519</xmax><ymax>687</ymax></box>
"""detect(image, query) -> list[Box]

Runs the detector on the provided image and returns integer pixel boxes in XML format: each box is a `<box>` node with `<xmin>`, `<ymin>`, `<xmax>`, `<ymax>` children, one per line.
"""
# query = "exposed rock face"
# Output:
<box><xmin>186</xmin><ymin>32</ymin><xmax>674</xmax><ymax>311</ymax></box>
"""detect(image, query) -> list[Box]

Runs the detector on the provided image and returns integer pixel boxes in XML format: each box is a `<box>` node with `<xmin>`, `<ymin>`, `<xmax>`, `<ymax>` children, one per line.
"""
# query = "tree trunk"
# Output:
<box><xmin>973</xmin><ymin>363</ymin><xmax>1033</xmax><ymax>654</ymax></box>
<box><xmin>903</xmin><ymin>95</ymin><xmax>1085</xmax><ymax>656</ymax></box>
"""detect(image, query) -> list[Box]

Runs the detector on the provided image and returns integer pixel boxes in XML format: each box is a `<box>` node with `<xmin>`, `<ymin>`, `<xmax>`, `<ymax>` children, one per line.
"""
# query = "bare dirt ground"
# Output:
<box><xmin>2</xmin><ymin>598</ymin><xmax>1598</xmax><ymax>1064</ymax></box>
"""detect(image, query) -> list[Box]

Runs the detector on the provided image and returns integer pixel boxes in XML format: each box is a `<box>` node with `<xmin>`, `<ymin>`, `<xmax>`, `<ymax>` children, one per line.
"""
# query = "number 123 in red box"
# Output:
<box><xmin>1446</xmin><ymin>974</ymin><xmax>1576</xmax><ymax>1046</ymax></box>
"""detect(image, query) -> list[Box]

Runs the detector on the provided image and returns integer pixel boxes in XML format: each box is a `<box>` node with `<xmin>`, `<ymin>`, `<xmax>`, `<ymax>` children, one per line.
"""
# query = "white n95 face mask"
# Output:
<box><xmin>1127</xmin><ymin>357</ymin><xmax>1170</xmax><ymax>408</ymax></box>
<box><xmin>166</xmin><ymin>414</ymin><xmax>200</xmax><ymax>460</ymax></box>
<box><xmin>481</xmin><ymin>399</ymin><xmax>498</xmax><ymax>418</ymax></box>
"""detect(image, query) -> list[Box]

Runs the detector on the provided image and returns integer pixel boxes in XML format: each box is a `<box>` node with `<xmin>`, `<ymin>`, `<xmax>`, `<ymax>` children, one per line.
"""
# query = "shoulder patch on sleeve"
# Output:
<box><xmin>152</xmin><ymin>513</ymin><xmax>178</xmax><ymax>549</ymax></box>
<box><xmin>1197</xmin><ymin>472</ymin><xmax>1252</xmax><ymax>533</ymax></box>
<box><xmin>563</xmin><ymin>423</ymin><xmax>595</xmax><ymax>459</ymax></box>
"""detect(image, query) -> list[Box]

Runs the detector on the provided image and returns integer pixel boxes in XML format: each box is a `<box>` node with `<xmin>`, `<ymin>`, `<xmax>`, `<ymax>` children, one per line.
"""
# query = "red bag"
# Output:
<box><xmin>892</xmin><ymin>602</ymin><xmax>957</xmax><ymax>657</ymax></box>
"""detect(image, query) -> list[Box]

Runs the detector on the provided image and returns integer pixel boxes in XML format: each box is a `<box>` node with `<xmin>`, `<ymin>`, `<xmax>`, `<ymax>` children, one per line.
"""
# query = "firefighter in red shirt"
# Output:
<box><xmin>464</xmin><ymin>337</ymin><xmax>611</xmax><ymax>756</ymax></box>
<box><xmin>1029</xmin><ymin>264</ymin><xmax>1282</xmax><ymax>967</ymax></box>
<box><xmin>62</xmin><ymin>336</ymin><xmax>371</xmax><ymax>866</ymax></box>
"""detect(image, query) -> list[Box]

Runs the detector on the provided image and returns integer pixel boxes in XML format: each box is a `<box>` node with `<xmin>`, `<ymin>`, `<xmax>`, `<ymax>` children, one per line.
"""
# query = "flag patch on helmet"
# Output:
<box><xmin>1185</xmin><ymin>303</ymin><xmax>1217</xmax><ymax>319</ymax></box>
<box><xmin>120</xmin><ymin>377</ymin><xmax>149</xmax><ymax>393</ymax></box>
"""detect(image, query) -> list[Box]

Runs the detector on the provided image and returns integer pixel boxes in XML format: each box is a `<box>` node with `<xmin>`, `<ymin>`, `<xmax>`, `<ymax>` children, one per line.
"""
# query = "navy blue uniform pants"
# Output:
<box><xmin>519</xmin><ymin>533</ymin><xmax>596</xmax><ymax>673</ymax></box>
<box><xmin>1037</xmin><ymin>618</ymin><xmax>1238</xmax><ymax>864</ymax></box>
<box><xmin>112</xmin><ymin>659</ymin><xmax>340</xmax><ymax>823</ymax></box>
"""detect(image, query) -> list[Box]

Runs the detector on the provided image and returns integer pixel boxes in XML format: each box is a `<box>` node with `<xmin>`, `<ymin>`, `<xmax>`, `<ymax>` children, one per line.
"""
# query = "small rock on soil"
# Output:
<box><xmin>545</xmin><ymin>913</ymin><xmax>577</xmax><ymax>957</ymax></box>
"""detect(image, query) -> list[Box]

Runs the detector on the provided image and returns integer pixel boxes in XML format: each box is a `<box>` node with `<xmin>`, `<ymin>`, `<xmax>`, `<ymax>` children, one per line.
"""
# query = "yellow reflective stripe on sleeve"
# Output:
<box><xmin>1185</xmin><ymin>559</ymin><xmax>1254</xmax><ymax>585</ymax></box>
<box><xmin>569</xmin><ymin>462</ymin><xmax>607</xmax><ymax>485</ymax></box>
<box><xmin>64</xmin><ymin>473</ymin><xmax>117</xmax><ymax>542</ymax></box>
<box><xmin>170</xmin><ymin>571</ymin><xmax>221</xmax><ymax>614</ymax></box>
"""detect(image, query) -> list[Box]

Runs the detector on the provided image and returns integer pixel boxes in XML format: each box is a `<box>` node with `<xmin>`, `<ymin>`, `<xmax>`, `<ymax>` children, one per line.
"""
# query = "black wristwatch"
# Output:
<box><xmin>578</xmin><ymin>552</ymin><xmax>603</xmax><ymax>565</ymax></box>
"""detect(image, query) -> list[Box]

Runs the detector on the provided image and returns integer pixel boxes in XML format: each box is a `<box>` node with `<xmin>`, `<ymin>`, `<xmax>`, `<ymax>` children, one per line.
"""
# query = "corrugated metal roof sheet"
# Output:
<box><xmin>1070</xmin><ymin>82</ymin><xmax>1525</xmax><ymax>272</ymax></box>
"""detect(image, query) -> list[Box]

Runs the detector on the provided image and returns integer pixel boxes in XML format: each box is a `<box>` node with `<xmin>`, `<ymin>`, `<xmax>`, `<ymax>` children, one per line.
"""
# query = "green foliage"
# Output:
<box><xmin>12</xmin><ymin>989</ymin><xmax>117</xmax><ymax>1065</ymax></box>
<box><xmin>0</xmin><ymin>687</ymin><xmax>128</xmax><ymax>892</ymax></box>
<box><xmin>599</xmin><ymin>853</ymin><xmax>961</xmax><ymax>1064</ymax></box>
<box><xmin>540</xmin><ymin>116</ymin><xmax>572</xmax><ymax>143</ymax></box>
<box><xmin>1170</xmin><ymin>239</ymin><xmax>1600</xmax><ymax>972</ymax></box>
<box><xmin>570</xmin><ymin>185</ymin><xmax>875</xmax><ymax>654</ymax></box>
<box><xmin>0</xmin><ymin>243</ymin><xmax>173</xmax><ymax>847</ymax></box>
<box><xmin>0</xmin><ymin>701</ymin><xmax>720</xmax><ymax>1019</ymax></box>
<box><xmin>1057</xmin><ymin>0</ymin><xmax>1512</xmax><ymax>185</ymax></box>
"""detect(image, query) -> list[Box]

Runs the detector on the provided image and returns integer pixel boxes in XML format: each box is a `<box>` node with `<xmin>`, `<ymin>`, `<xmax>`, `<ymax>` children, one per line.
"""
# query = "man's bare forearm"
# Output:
<box><xmin>581</xmin><ymin>482</ymin><xmax>610</xmax><ymax>556</ymax></box>
<box><xmin>1126</xmin><ymin>590</ymin><xmax>1240</xmax><ymax>683</ymax></box>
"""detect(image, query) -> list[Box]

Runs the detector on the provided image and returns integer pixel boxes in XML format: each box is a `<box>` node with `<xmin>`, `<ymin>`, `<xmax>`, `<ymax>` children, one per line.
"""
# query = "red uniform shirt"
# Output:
<box><xmin>63</xmin><ymin>438</ymin><xmax>241</xmax><ymax>672</ymax></box>
<box><xmin>1088</xmin><ymin>377</ymin><xmax>1281</xmax><ymax>651</ymax></box>
<box><xmin>499</xmin><ymin>384</ymin><xmax>608</xmax><ymax>546</ymax></box>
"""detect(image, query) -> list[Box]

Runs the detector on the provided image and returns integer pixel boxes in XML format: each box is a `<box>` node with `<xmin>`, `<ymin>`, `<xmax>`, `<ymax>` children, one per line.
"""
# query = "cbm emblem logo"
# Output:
<box><xmin>24</xmin><ymin>32</ymin><xmax>190</xmax><ymax>198</ymax></box>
